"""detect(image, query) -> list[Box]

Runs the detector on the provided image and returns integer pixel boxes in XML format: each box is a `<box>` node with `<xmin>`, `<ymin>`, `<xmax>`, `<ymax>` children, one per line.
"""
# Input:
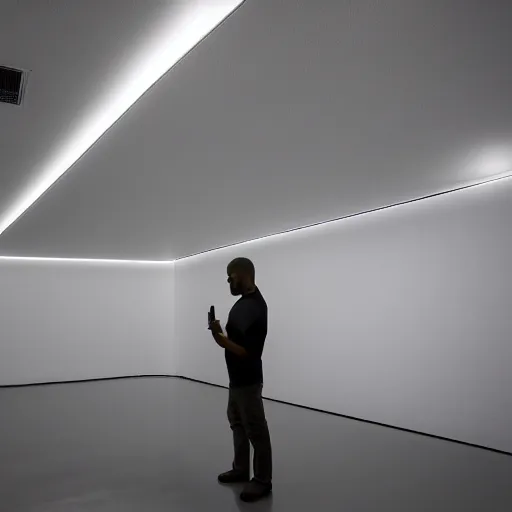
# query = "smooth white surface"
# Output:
<box><xmin>175</xmin><ymin>178</ymin><xmax>512</xmax><ymax>453</ymax></box>
<box><xmin>0</xmin><ymin>261</ymin><xmax>175</xmax><ymax>385</ymax></box>
<box><xmin>1</xmin><ymin>0</ymin><xmax>511</xmax><ymax>259</ymax></box>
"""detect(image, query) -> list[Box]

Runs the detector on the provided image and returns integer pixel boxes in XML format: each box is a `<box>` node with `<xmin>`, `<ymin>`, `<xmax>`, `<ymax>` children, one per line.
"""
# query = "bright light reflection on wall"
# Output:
<box><xmin>473</xmin><ymin>146</ymin><xmax>512</xmax><ymax>178</ymax></box>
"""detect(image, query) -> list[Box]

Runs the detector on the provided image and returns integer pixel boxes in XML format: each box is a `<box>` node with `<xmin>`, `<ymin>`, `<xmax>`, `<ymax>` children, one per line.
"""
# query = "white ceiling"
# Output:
<box><xmin>0</xmin><ymin>0</ymin><xmax>181</xmax><ymax>223</ymax></box>
<box><xmin>0</xmin><ymin>0</ymin><xmax>511</xmax><ymax>260</ymax></box>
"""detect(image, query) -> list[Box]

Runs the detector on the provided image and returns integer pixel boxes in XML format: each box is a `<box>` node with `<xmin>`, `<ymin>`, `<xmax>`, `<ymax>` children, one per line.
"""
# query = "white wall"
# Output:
<box><xmin>175</xmin><ymin>177</ymin><xmax>512</xmax><ymax>453</ymax></box>
<box><xmin>0</xmin><ymin>261</ymin><xmax>175</xmax><ymax>385</ymax></box>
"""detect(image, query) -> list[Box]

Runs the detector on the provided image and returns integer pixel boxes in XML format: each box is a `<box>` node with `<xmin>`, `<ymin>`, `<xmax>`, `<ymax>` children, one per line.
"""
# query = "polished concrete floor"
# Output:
<box><xmin>0</xmin><ymin>377</ymin><xmax>511</xmax><ymax>511</ymax></box>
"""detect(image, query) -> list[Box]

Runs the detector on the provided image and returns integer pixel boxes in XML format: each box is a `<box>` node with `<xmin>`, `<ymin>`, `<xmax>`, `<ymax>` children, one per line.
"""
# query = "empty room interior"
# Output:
<box><xmin>1</xmin><ymin>1</ymin><xmax>512</xmax><ymax>511</ymax></box>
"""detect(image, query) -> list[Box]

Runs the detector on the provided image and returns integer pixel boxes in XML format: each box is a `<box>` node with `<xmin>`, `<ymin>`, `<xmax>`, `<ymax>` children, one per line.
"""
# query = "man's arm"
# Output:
<box><xmin>214</xmin><ymin>333</ymin><xmax>249</xmax><ymax>357</ymax></box>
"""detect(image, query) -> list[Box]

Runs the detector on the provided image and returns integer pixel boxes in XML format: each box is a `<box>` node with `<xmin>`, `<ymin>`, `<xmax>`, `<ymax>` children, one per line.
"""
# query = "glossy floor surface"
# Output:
<box><xmin>0</xmin><ymin>377</ymin><xmax>511</xmax><ymax>511</ymax></box>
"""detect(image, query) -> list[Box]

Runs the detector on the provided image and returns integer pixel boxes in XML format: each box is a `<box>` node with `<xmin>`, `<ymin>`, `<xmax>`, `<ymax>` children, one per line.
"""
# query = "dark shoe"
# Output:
<box><xmin>240</xmin><ymin>478</ymin><xmax>272</xmax><ymax>502</ymax></box>
<box><xmin>218</xmin><ymin>469</ymin><xmax>250</xmax><ymax>484</ymax></box>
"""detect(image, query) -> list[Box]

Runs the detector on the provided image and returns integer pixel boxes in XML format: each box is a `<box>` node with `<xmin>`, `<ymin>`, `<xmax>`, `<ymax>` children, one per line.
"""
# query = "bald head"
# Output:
<box><xmin>227</xmin><ymin>257</ymin><xmax>256</xmax><ymax>296</ymax></box>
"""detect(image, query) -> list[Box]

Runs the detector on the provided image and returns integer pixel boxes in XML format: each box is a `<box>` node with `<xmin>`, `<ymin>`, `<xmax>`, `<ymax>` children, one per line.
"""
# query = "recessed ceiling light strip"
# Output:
<box><xmin>174</xmin><ymin>171</ymin><xmax>512</xmax><ymax>263</ymax></box>
<box><xmin>0</xmin><ymin>171</ymin><xmax>510</xmax><ymax>264</ymax></box>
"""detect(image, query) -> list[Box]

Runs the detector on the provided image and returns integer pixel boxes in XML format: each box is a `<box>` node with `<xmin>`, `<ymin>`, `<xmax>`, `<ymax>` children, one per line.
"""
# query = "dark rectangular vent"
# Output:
<box><xmin>0</xmin><ymin>66</ymin><xmax>25</xmax><ymax>105</ymax></box>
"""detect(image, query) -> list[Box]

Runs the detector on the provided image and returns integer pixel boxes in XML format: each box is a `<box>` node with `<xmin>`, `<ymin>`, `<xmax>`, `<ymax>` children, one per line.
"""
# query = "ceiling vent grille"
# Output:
<box><xmin>0</xmin><ymin>66</ymin><xmax>26</xmax><ymax>105</ymax></box>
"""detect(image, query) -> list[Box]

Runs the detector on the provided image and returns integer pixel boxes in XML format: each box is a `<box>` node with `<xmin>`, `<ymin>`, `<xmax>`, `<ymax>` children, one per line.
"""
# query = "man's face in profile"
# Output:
<box><xmin>228</xmin><ymin>271</ymin><xmax>242</xmax><ymax>296</ymax></box>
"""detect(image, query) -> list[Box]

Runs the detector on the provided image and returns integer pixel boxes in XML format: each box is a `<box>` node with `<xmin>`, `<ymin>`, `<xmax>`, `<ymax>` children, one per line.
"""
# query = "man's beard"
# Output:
<box><xmin>230</xmin><ymin>283</ymin><xmax>241</xmax><ymax>295</ymax></box>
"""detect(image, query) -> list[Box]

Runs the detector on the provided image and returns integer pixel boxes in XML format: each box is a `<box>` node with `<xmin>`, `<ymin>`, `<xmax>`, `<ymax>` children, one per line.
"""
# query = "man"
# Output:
<box><xmin>208</xmin><ymin>257</ymin><xmax>273</xmax><ymax>503</ymax></box>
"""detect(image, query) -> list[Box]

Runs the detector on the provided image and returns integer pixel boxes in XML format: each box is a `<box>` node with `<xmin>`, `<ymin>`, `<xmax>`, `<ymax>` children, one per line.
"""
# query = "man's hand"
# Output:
<box><xmin>209</xmin><ymin>320</ymin><xmax>223</xmax><ymax>336</ymax></box>
<box><xmin>208</xmin><ymin>320</ymin><xmax>247</xmax><ymax>356</ymax></box>
<box><xmin>208</xmin><ymin>320</ymin><xmax>227</xmax><ymax>348</ymax></box>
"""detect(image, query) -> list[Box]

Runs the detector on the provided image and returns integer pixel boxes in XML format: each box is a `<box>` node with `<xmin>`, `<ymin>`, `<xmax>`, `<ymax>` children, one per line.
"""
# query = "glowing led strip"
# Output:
<box><xmin>0</xmin><ymin>1</ymin><xmax>244</xmax><ymax>237</ymax></box>
<box><xmin>0</xmin><ymin>169</ymin><xmax>510</xmax><ymax>265</ymax></box>
<box><xmin>0</xmin><ymin>256</ymin><xmax>173</xmax><ymax>264</ymax></box>
<box><xmin>175</xmin><ymin>171</ymin><xmax>512</xmax><ymax>263</ymax></box>
<box><xmin>0</xmin><ymin>170</ymin><xmax>512</xmax><ymax>265</ymax></box>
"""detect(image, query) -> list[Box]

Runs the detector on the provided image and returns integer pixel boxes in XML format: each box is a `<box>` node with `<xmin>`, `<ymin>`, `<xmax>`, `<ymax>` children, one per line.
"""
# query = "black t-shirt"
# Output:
<box><xmin>225</xmin><ymin>286</ymin><xmax>268</xmax><ymax>388</ymax></box>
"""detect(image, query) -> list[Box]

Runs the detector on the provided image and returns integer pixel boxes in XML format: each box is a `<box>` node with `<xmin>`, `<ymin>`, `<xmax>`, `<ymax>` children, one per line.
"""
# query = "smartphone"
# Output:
<box><xmin>208</xmin><ymin>305</ymin><xmax>216</xmax><ymax>326</ymax></box>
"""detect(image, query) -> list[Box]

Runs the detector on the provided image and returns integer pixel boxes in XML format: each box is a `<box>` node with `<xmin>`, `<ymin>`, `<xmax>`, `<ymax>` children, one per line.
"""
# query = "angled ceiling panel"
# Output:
<box><xmin>0</xmin><ymin>0</ymin><xmax>511</xmax><ymax>260</ymax></box>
